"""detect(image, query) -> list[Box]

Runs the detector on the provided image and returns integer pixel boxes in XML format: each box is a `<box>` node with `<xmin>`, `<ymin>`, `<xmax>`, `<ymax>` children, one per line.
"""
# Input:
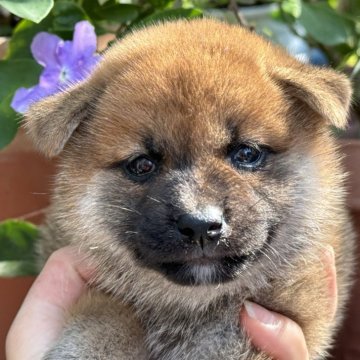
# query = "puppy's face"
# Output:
<box><xmin>72</xmin><ymin>58</ymin><xmax>294</xmax><ymax>287</ymax></box>
<box><xmin>26</xmin><ymin>20</ymin><xmax>351</xmax><ymax>292</ymax></box>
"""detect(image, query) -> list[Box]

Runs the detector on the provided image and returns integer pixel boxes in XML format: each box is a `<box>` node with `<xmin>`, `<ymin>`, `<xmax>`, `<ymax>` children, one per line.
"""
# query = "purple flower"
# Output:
<box><xmin>11</xmin><ymin>21</ymin><xmax>100</xmax><ymax>114</ymax></box>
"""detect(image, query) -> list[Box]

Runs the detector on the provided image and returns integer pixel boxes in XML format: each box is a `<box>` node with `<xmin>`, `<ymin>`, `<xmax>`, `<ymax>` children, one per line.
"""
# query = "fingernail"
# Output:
<box><xmin>323</xmin><ymin>245</ymin><xmax>335</xmax><ymax>261</ymax></box>
<box><xmin>320</xmin><ymin>245</ymin><xmax>335</xmax><ymax>268</ymax></box>
<box><xmin>244</xmin><ymin>301</ymin><xmax>281</xmax><ymax>328</ymax></box>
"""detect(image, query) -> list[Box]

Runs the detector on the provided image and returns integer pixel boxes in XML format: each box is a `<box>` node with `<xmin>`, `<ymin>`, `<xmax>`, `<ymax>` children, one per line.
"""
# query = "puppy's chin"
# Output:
<box><xmin>157</xmin><ymin>257</ymin><xmax>248</xmax><ymax>286</ymax></box>
<box><xmin>157</xmin><ymin>251</ymin><xmax>268</xmax><ymax>286</ymax></box>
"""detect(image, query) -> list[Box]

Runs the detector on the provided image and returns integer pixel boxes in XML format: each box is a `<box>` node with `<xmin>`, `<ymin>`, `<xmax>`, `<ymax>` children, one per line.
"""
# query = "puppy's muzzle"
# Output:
<box><xmin>177</xmin><ymin>205</ymin><xmax>224</xmax><ymax>249</ymax></box>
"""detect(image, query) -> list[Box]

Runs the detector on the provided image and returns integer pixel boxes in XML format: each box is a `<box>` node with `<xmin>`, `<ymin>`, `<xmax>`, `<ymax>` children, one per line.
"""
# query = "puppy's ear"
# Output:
<box><xmin>24</xmin><ymin>81</ymin><xmax>100</xmax><ymax>157</ymax></box>
<box><xmin>272</xmin><ymin>64</ymin><xmax>352</xmax><ymax>128</ymax></box>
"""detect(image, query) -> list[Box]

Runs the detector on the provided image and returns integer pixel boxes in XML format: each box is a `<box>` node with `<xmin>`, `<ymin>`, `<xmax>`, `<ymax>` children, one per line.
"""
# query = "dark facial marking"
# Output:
<box><xmin>139</xmin><ymin>222</ymin><xmax>280</xmax><ymax>286</ymax></box>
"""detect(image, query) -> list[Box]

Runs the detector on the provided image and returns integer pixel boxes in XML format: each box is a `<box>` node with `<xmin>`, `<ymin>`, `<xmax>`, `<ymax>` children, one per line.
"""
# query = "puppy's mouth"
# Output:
<box><xmin>153</xmin><ymin>224</ymin><xmax>279</xmax><ymax>286</ymax></box>
<box><xmin>158</xmin><ymin>254</ymin><xmax>253</xmax><ymax>285</ymax></box>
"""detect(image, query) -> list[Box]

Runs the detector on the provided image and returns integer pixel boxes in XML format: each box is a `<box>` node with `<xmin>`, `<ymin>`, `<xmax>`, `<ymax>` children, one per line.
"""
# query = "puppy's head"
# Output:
<box><xmin>26</xmin><ymin>20</ymin><xmax>351</xmax><ymax>300</ymax></box>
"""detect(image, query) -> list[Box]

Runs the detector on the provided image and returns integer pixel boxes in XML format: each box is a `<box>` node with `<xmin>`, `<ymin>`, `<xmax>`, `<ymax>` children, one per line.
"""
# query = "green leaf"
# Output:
<box><xmin>0</xmin><ymin>261</ymin><xmax>38</xmax><ymax>277</ymax></box>
<box><xmin>136</xmin><ymin>8</ymin><xmax>203</xmax><ymax>27</ymax></box>
<box><xmin>0</xmin><ymin>59</ymin><xmax>41</xmax><ymax>149</ymax></box>
<box><xmin>0</xmin><ymin>220</ymin><xmax>38</xmax><ymax>260</ymax></box>
<box><xmin>0</xmin><ymin>0</ymin><xmax>54</xmax><ymax>23</ymax></box>
<box><xmin>0</xmin><ymin>220</ymin><xmax>39</xmax><ymax>277</ymax></box>
<box><xmin>0</xmin><ymin>25</ymin><xmax>12</xmax><ymax>37</ymax></box>
<box><xmin>281</xmin><ymin>0</ymin><xmax>302</xmax><ymax>18</ymax></box>
<box><xmin>147</xmin><ymin>0</ymin><xmax>175</xmax><ymax>9</ymax></box>
<box><xmin>83</xmin><ymin>0</ymin><xmax>139</xmax><ymax>23</ymax></box>
<box><xmin>352</xmin><ymin>59</ymin><xmax>360</xmax><ymax>102</ymax></box>
<box><xmin>352</xmin><ymin>59</ymin><xmax>360</xmax><ymax>79</ymax></box>
<box><xmin>298</xmin><ymin>3</ymin><xmax>356</xmax><ymax>46</ymax></box>
<box><xmin>0</xmin><ymin>95</ymin><xmax>20</xmax><ymax>150</ymax></box>
<box><xmin>99</xmin><ymin>3</ymin><xmax>139</xmax><ymax>23</ymax></box>
<box><xmin>5</xmin><ymin>18</ymin><xmax>53</xmax><ymax>60</ymax></box>
<box><xmin>0</xmin><ymin>59</ymin><xmax>41</xmax><ymax>100</ymax></box>
<box><xmin>339</xmin><ymin>0</ymin><xmax>360</xmax><ymax>17</ymax></box>
<box><xmin>51</xmin><ymin>1</ymin><xmax>88</xmax><ymax>35</ymax></box>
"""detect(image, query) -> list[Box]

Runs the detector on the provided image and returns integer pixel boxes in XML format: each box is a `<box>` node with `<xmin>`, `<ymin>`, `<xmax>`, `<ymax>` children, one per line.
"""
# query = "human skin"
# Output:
<box><xmin>6</xmin><ymin>246</ymin><xmax>336</xmax><ymax>360</ymax></box>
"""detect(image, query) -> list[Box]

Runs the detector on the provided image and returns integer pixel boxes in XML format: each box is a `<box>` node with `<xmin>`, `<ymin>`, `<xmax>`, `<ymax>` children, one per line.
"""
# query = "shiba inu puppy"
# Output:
<box><xmin>25</xmin><ymin>19</ymin><xmax>355</xmax><ymax>359</ymax></box>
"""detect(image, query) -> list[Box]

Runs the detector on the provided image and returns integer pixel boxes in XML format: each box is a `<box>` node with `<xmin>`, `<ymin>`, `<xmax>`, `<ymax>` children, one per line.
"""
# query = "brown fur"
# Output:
<box><xmin>25</xmin><ymin>19</ymin><xmax>355</xmax><ymax>359</ymax></box>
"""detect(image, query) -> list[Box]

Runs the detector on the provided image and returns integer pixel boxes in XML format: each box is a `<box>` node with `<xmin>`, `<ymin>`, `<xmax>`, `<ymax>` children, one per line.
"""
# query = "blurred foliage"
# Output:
<box><xmin>0</xmin><ymin>220</ymin><xmax>39</xmax><ymax>276</ymax></box>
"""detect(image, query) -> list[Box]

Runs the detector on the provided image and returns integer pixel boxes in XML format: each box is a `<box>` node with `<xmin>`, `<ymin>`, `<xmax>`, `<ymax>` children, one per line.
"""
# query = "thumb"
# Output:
<box><xmin>241</xmin><ymin>301</ymin><xmax>309</xmax><ymax>360</ymax></box>
<box><xmin>6</xmin><ymin>247</ymin><xmax>93</xmax><ymax>360</ymax></box>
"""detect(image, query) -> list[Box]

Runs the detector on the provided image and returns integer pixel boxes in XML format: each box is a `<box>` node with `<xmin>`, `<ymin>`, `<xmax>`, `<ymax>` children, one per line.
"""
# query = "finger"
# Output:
<box><xmin>6</xmin><ymin>246</ymin><xmax>93</xmax><ymax>360</ymax></box>
<box><xmin>241</xmin><ymin>301</ymin><xmax>309</xmax><ymax>360</ymax></box>
<box><xmin>241</xmin><ymin>246</ymin><xmax>337</xmax><ymax>360</ymax></box>
<box><xmin>319</xmin><ymin>245</ymin><xmax>337</xmax><ymax>320</ymax></box>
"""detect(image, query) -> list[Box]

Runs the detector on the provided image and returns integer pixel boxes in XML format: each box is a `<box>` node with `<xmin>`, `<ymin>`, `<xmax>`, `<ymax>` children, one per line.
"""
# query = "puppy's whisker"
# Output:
<box><xmin>146</xmin><ymin>196</ymin><xmax>162</xmax><ymax>204</ymax></box>
<box><xmin>106</xmin><ymin>204</ymin><xmax>142</xmax><ymax>215</ymax></box>
<box><xmin>146</xmin><ymin>194</ymin><xmax>186</xmax><ymax>213</ymax></box>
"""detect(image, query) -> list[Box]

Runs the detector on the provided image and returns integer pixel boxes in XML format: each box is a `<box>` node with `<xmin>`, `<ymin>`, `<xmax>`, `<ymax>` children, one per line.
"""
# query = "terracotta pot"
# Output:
<box><xmin>0</xmin><ymin>277</ymin><xmax>34</xmax><ymax>359</ymax></box>
<box><xmin>342</xmin><ymin>140</ymin><xmax>360</xmax><ymax>211</ymax></box>
<box><xmin>330</xmin><ymin>140</ymin><xmax>360</xmax><ymax>359</ymax></box>
<box><xmin>331</xmin><ymin>210</ymin><xmax>360</xmax><ymax>360</ymax></box>
<box><xmin>0</xmin><ymin>135</ymin><xmax>359</xmax><ymax>359</ymax></box>
<box><xmin>0</xmin><ymin>129</ymin><xmax>55</xmax><ymax>223</ymax></box>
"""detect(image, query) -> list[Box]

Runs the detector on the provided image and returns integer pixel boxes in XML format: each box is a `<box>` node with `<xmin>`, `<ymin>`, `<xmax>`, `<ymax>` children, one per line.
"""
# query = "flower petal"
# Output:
<box><xmin>56</xmin><ymin>40</ymin><xmax>75</xmax><ymax>66</ymax></box>
<box><xmin>31</xmin><ymin>32</ymin><xmax>62</xmax><ymax>67</ymax></box>
<box><xmin>72</xmin><ymin>21</ymin><xmax>97</xmax><ymax>59</ymax></box>
<box><xmin>56</xmin><ymin>54</ymin><xmax>100</xmax><ymax>84</ymax></box>
<box><xmin>73</xmin><ymin>55</ymin><xmax>101</xmax><ymax>81</ymax></box>
<box><xmin>11</xmin><ymin>85</ymin><xmax>54</xmax><ymax>114</ymax></box>
<box><xmin>38</xmin><ymin>67</ymin><xmax>61</xmax><ymax>89</ymax></box>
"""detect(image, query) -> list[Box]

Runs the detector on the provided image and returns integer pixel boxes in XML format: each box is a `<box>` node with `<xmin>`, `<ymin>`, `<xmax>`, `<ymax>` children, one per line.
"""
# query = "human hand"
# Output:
<box><xmin>6</xmin><ymin>246</ymin><xmax>336</xmax><ymax>360</ymax></box>
<box><xmin>6</xmin><ymin>247</ymin><xmax>92</xmax><ymax>360</ymax></box>
<box><xmin>240</xmin><ymin>246</ymin><xmax>337</xmax><ymax>360</ymax></box>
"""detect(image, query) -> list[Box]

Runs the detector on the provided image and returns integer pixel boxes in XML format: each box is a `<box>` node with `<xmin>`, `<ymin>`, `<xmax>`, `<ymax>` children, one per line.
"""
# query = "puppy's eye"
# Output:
<box><xmin>126</xmin><ymin>156</ymin><xmax>156</xmax><ymax>177</ymax></box>
<box><xmin>230</xmin><ymin>144</ymin><xmax>266</xmax><ymax>170</ymax></box>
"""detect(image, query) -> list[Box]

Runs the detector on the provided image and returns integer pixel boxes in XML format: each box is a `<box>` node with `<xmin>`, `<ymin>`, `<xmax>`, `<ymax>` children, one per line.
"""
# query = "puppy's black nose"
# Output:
<box><xmin>177</xmin><ymin>210</ymin><xmax>223</xmax><ymax>247</ymax></box>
